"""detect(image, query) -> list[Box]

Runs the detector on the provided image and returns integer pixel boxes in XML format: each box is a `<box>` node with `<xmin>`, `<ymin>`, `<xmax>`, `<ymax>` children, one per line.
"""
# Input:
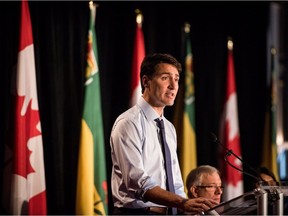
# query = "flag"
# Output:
<box><xmin>129</xmin><ymin>10</ymin><xmax>145</xmax><ymax>107</ymax></box>
<box><xmin>219</xmin><ymin>39</ymin><xmax>243</xmax><ymax>201</ymax></box>
<box><xmin>262</xmin><ymin>2</ymin><xmax>284</xmax><ymax>181</ymax></box>
<box><xmin>261</xmin><ymin>47</ymin><xmax>279</xmax><ymax>181</ymax></box>
<box><xmin>76</xmin><ymin>2</ymin><xmax>108</xmax><ymax>215</ymax></box>
<box><xmin>5</xmin><ymin>0</ymin><xmax>47</xmax><ymax>214</ymax></box>
<box><xmin>174</xmin><ymin>23</ymin><xmax>197</xmax><ymax>191</ymax></box>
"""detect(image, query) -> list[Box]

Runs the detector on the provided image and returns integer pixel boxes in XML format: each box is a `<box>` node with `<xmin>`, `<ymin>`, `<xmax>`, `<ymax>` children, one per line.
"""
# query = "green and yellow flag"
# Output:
<box><xmin>261</xmin><ymin>47</ymin><xmax>279</xmax><ymax>181</ymax></box>
<box><xmin>174</xmin><ymin>23</ymin><xmax>197</xmax><ymax>192</ymax></box>
<box><xmin>76</xmin><ymin>2</ymin><xmax>108</xmax><ymax>215</ymax></box>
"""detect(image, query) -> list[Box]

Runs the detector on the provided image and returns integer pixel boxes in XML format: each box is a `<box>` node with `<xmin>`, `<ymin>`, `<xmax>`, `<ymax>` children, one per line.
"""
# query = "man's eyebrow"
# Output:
<box><xmin>158</xmin><ymin>71</ymin><xmax>179</xmax><ymax>77</ymax></box>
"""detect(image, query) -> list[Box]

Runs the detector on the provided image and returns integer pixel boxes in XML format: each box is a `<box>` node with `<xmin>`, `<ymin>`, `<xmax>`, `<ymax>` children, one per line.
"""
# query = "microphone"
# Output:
<box><xmin>208</xmin><ymin>132</ymin><xmax>261</xmax><ymax>182</ymax></box>
<box><xmin>206</xmin><ymin>132</ymin><xmax>281</xmax><ymax>215</ymax></box>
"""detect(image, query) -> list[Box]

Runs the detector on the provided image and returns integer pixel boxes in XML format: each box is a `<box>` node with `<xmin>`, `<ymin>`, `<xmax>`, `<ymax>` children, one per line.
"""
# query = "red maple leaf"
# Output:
<box><xmin>14</xmin><ymin>95</ymin><xmax>41</xmax><ymax>178</ymax></box>
<box><xmin>226</xmin><ymin>136</ymin><xmax>242</xmax><ymax>186</ymax></box>
<box><xmin>222</xmin><ymin>121</ymin><xmax>242</xmax><ymax>186</ymax></box>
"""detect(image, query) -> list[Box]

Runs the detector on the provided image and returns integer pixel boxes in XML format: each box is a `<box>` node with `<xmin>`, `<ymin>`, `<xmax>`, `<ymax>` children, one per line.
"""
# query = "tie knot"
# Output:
<box><xmin>155</xmin><ymin>118</ymin><xmax>164</xmax><ymax>130</ymax></box>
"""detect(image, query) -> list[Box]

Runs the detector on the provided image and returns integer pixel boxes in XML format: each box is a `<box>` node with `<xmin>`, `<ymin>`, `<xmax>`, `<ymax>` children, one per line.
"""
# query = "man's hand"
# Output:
<box><xmin>178</xmin><ymin>197</ymin><xmax>219</xmax><ymax>215</ymax></box>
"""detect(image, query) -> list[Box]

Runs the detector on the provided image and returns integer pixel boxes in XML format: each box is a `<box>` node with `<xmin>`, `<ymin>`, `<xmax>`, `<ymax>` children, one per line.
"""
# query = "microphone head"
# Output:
<box><xmin>208</xmin><ymin>132</ymin><xmax>218</xmax><ymax>142</ymax></box>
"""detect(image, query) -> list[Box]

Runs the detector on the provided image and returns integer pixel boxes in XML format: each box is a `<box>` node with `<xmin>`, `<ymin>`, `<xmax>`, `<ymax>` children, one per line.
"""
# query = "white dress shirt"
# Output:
<box><xmin>110</xmin><ymin>96</ymin><xmax>186</xmax><ymax>208</ymax></box>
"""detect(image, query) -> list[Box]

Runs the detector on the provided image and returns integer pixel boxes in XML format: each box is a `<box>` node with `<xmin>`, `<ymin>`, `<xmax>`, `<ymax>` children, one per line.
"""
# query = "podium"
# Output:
<box><xmin>205</xmin><ymin>185</ymin><xmax>285</xmax><ymax>215</ymax></box>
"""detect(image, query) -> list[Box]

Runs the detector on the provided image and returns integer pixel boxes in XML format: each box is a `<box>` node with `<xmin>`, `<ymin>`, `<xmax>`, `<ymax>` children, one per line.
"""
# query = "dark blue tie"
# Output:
<box><xmin>155</xmin><ymin>118</ymin><xmax>177</xmax><ymax>215</ymax></box>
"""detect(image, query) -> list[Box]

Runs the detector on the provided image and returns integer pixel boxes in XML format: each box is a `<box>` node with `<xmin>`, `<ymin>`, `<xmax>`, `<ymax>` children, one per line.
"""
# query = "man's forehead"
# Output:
<box><xmin>200</xmin><ymin>173</ymin><xmax>220</xmax><ymax>181</ymax></box>
<box><xmin>155</xmin><ymin>66</ymin><xmax>179</xmax><ymax>76</ymax></box>
<box><xmin>156</xmin><ymin>63</ymin><xmax>179</xmax><ymax>71</ymax></box>
<box><xmin>261</xmin><ymin>173</ymin><xmax>274</xmax><ymax>180</ymax></box>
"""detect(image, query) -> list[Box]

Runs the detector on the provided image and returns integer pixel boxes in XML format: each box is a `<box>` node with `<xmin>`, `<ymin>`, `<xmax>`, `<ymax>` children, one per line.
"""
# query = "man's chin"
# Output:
<box><xmin>166</xmin><ymin>100</ymin><xmax>175</xmax><ymax>106</ymax></box>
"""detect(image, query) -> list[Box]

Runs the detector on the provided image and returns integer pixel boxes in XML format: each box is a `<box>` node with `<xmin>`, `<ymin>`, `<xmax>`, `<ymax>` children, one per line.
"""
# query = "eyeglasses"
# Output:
<box><xmin>197</xmin><ymin>185</ymin><xmax>224</xmax><ymax>191</ymax></box>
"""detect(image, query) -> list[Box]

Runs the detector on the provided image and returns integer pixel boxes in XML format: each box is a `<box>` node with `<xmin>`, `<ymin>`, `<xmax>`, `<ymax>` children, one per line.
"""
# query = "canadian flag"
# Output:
<box><xmin>5</xmin><ymin>1</ymin><xmax>47</xmax><ymax>214</ymax></box>
<box><xmin>219</xmin><ymin>40</ymin><xmax>243</xmax><ymax>201</ymax></box>
<box><xmin>129</xmin><ymin>11</ymin><xmax>145</xmax><ymax>107</ymax></box>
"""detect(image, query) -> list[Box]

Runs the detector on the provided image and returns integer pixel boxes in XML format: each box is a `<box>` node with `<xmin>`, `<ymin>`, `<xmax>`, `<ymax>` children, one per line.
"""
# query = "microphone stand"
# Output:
<box><xmin>208</xmin><ymin>132</ymin><xmax>282</xmax><ymax>215</ymax></box>
<box><xmin>224</xmin><ymin>150</ymin><xmax>260</xmax><ymax>182</ymax></box>
<box><xmin>209</xmin><ymin>132</ymin><xmax>260</xmax><ymax>182</ymax></box>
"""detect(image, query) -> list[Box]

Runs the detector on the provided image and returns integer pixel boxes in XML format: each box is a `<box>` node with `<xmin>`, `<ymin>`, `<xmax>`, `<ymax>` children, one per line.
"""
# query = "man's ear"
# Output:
<box><xmin>142</xmin><ymin>75</ymin><xmax>150</xmax><ymax>88</ymax></box>
<box><xmin>190</xmin><ymin>186</ymin><xmax>199</xmax><ymax>198</ymax></box>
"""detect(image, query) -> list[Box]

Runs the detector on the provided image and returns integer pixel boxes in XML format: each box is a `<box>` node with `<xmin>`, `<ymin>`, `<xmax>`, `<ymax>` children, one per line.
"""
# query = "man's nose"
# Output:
<box><xmin>168</xmin><ymin>79</ymin><xmax>178</xmax><ymax>89</ymax></box>
<box><xmin>215</xmin><ymin>187</ymin><xmax>223</xmax><ymax>194</ymax></box>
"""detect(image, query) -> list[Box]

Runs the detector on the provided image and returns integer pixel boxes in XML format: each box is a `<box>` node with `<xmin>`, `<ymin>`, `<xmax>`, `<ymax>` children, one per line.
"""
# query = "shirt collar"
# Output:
<box><xmin>138</xmin><ymin>96</ymin><xmax>163</xmax><ymax>122</ymax></box>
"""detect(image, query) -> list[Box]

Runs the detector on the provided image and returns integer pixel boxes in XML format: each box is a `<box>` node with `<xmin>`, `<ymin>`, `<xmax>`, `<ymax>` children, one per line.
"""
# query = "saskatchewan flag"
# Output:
<box><xmin>174</xmin><ymin>23</ymin><xmax>197</xmax><ymax>191</ymax></box>
<box><xmin>76</xmin><ymin>2</ymin><xmax>108</xmax><ymax>215</ymax></box>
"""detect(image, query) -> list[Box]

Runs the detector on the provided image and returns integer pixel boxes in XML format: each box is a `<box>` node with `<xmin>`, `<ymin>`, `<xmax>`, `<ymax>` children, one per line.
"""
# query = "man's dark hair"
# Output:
<box><xmin>140</xmin><ymin>53</ymin><xmax>182</xmax><ymax>93</ymax></box>
<box><xmin>256</xmin><ymin>166</ymin><xmax>277</xmax><ymax>182</ymax></box>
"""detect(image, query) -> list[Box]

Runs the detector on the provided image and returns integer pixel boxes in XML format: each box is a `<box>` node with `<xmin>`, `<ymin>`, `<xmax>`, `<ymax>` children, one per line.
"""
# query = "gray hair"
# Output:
<box><xmin>186</xmin><ymin>165</ymin><xmax>220</xmax><ymax>198</ymax></box>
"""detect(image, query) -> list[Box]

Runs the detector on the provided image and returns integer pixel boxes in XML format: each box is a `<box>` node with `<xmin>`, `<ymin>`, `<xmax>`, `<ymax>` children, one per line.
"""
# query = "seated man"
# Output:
<box><xmin>186</xmin><ymin>165</ymin><xmax>223</xmax><ymax>204</ymax></box>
